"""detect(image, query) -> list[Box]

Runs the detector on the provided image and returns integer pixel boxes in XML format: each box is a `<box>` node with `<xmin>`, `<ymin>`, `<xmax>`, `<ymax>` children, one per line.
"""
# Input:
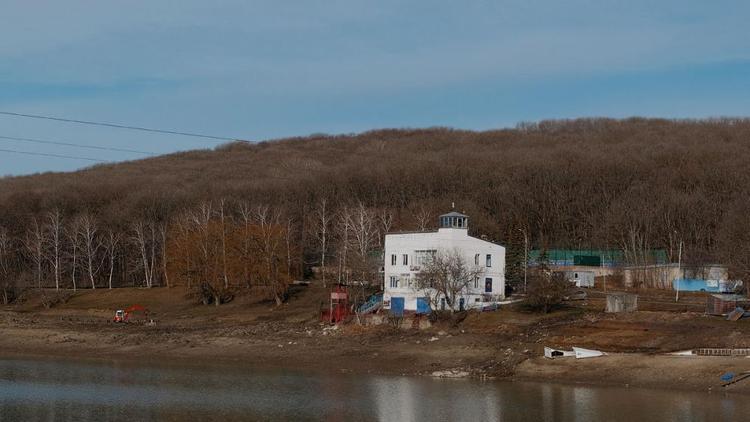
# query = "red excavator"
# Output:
<box><xmin>113</xmin><ymin>304</ymin><xmax>148</xmax><ymax>323</ymax></box>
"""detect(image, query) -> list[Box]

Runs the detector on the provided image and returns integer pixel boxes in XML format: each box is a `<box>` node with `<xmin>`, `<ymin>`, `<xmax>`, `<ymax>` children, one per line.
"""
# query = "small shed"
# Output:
<box><xmin>605</xmin><ymin>292</ymin><xmax>638</xmax><ymax>313</ymax></box>
<box><xmin>560</xmin><ymin>270</ymin><xmax>596</xmax><ymax>288</ymax></box>
<box><xmin>706</xmin><ymin>294</ymin><xmax>746</xmax><ymax>316</ymax></box>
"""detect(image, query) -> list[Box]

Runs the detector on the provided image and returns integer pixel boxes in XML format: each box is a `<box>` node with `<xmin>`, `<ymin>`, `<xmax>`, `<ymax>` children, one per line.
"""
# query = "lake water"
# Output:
<box><xmin>0</xmin><ymin>358</ymin><xmax>747</xmax><ymax>421</ymax></box>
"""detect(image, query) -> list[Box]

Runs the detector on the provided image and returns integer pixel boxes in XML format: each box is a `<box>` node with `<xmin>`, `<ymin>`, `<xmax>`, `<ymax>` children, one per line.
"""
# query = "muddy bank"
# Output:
<box><xmin>3</xmin><ymin>287</ymin><xmax>750</xmax><ymax>393</ymax></box>
<box><xmin>2</xmin><ymin>312</ymin><xmax>750</xmax><ymax>393</ymax></box>
<box><xmin>515</xmin><ymin>354</ymin><xmax>750</xmax><ymax>393</ymax></box>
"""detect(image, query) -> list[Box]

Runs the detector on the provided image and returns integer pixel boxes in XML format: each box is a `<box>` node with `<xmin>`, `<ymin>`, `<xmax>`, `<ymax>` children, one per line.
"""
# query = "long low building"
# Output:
<box><xmin>382</xmin><ymin>211</ymin><xmax>505</xmax><ymax>315</ymax></box>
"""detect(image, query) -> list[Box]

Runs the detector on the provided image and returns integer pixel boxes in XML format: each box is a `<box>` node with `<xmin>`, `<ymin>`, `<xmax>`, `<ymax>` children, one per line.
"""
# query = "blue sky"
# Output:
<box><xmin>1</xmin><ymin>0</ymin><xmax>749</xmax><ymax>175</ymax></box>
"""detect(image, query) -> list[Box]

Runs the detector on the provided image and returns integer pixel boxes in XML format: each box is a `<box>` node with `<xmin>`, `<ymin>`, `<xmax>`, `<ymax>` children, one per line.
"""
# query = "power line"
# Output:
<box><xmin>0</xmin><ymin>148</ymin><xmax>106</xmax><ymax>162</ymax></box>
<box><xmin>0</xmin><ymin>110</ymin><xmax>245</xmax><ymax>142</ymax></box>
<box><xmin>0</xmin><ymin>135</ymin><xmax>154</xmax><ymax>156</ymax></box>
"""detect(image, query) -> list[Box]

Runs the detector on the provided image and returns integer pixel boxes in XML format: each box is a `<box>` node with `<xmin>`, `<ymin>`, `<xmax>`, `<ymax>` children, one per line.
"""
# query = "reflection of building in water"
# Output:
<box><xmin>372</xmin><ymin>377</ymin><xmax>417</xmax><ymax>422</ymax></box>
<box><xmin>369</xmin><ymin>376</ymin><xmax>501</xmax><ymax>421</ymax></box>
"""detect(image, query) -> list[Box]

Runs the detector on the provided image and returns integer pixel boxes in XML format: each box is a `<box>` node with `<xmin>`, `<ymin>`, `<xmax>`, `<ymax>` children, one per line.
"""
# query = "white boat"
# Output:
<box><xmin>572</xmin><ymin>347</ymin><xmax>606</xmax><ymax>359</ymax></box>
<box><xmin>544</xmin><ymin>347</ymin><xmax>575</xmax><ymax>359</ymax></box>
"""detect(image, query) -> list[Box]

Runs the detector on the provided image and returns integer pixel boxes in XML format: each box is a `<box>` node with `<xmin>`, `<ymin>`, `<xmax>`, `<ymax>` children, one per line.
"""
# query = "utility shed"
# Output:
<box><xmin>605</xmin><ymin>292</ymin><xmax>638</xmax><ymax>313</ymax></box>
<box><xmin>560</xmin><ymin>270</ymin><xmax>595</xmax><ymax>288</ymax></box>
<box><xmin>706</xmin><ymin>294</ymin><xmax>746</xmax><ymax>315</ymax></box>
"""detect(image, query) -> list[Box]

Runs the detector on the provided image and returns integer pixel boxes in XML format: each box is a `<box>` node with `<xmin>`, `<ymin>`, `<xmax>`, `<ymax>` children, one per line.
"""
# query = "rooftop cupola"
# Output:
<box><xmin>439</xmin><ymin>211</ymin><xmax>468</xmax><ymax>229</ymax></box>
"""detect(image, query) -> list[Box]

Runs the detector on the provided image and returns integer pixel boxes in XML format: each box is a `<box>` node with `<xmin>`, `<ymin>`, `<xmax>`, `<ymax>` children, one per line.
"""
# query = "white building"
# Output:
<box><xmin>382</xmin><ymin>211</ymin><xmax>505</xmax><ymax>315</ymax></box>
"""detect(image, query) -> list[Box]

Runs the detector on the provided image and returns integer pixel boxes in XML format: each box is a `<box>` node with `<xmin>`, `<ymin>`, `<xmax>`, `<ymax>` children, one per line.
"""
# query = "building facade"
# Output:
<box><xmin>558</xmin><ymin>270</ymin><xmax>596</xmax><ymax>288</ymax></box>
<box><xmin>382</xmin><ymin>211</ymin><xmax>505</xmax><ymax>315</ymax></box>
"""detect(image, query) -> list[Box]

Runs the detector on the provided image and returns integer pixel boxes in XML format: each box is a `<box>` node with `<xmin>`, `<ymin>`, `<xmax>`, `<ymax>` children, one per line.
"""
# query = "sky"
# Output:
<box><xmin>1</xmin><ymin>0</ymin><xmax>749</xmax><ymax>175</ymax></box>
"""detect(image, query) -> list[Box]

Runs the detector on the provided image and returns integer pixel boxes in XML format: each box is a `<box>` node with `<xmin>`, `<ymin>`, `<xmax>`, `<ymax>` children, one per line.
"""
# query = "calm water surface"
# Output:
<box><xmin>0</xmin><ymin>358</ymin><xmax>746</xmax><ymax>421</ymax></box>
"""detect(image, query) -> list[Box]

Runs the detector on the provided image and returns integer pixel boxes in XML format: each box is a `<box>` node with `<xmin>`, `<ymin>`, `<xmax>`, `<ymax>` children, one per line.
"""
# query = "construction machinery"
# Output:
<box><xmin>113</xmin><ymin>304</ymin><xmax>148</xmax><ymax>323</ymax></box>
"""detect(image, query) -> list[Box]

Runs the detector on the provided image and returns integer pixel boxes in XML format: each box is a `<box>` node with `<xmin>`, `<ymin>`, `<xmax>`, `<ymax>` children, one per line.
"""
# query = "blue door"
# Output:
<box><xmin>459</xmin><ymin>297</ymin><xmax>465</xmax><ymax>311</ymax></box>
<box><xmin>391</xmin><ymin>297</ymin><xmax>405</xmax><ymax>317</ymax></box>
<box><xmin>416</xmin><ymin>297</ymin><xmax>431</xmax><ymax>314</ymax></box>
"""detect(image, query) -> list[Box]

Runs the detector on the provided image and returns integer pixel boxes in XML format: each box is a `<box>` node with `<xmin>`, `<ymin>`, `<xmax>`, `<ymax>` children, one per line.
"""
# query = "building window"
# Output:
<box><xmin>485</xmin><ymin>277</ymin><xmax>493</xmax><ymax>293</ymax></box>
<box><xmin>415</xmin><ymin>250</ymin><xmax>436</xmax><ymax>267</ymax></box>
<box><xmin>486</xmin><ymin>254</ymin><xmax>492</xmax><ymax>267</ymax></box>
<box><xmin>402</xmin><ymin>254</ymin><xmax>409</xmax><ymax>266</ymax></box>
<box><xmin>389</xmin><ymin>276</ymin><xmax>398</xmax><ymax>288</ymax></box>
<box><xmin>474</xmin><ymin>254</ymin><xmax>480</xmax><ymax>266</ymax></box>
<box><xmin>474</xmin><ymin>276</ymin><xmax>479</xmax><ymax>289</ymax></box>
<box><xmin>391</xmin><ymin>254</ymin><xmax>397</xmax><ymax>266</ymax></box>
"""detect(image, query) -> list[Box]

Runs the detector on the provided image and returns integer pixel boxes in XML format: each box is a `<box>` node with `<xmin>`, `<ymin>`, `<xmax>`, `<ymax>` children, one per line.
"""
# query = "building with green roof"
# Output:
<box><xmin>529</xmin><ymin>249</ymin><xmax>668</xmax><ymax>267</ymax></box>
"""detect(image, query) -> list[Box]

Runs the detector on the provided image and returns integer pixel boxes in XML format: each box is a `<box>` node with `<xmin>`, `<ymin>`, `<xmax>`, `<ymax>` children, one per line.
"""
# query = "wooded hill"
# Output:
<box><xmin>0</xmin><ymin>117</ymin><xmax>749</xmax><ymax>302</ymax></box>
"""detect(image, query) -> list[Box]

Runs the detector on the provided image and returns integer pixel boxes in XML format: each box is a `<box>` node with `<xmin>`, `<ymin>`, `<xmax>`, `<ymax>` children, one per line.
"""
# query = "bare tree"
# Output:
<box><xmin>412</xmin><ymin>204</ymin><xmax>433</xmax><ymax>232</ymax></box>
<box><xmin>78</xmin><ymin>214</ymin><xmax>103</xmax><ymax>289</ymax></box>
<box><xmin>253</xmin><ymin>205</ymin><xmax>287</xmax><ymax>305</ymax></box>
<box><xmin>158</xmin><ymin>221</ymin><xmax>170</xmax><ymax>288</ymax></box>
<box><xmin>23</xmin><ymin>218</ymin><xmax>46</xmax><ymax>289</ymax></box>
<box><xmin>311</xmin><ymin>198</ymin><xmax>332</xmax><ymax>286</ymax></box>
<box><xmin>414</xmin><ymin>248</ymin><xmax>484</xmax><ymax>313</ymax></box>
<box><xmin>285</xmin><ymin>216</ymin><xmax>295</xmax><ymax>277</ymax></box>
<box><xmin>526</xmin><ymin>255</ymin><xmax>570</xmax><ymax>313</ymax></box>
<box><xmin>218</xmin><ymin>198</ymin><xmax>229</xmax><ymax>289</ymax></box>
<box><xmin>66</xmin><ymin>219</ymin><xmax>80</xmax><ymax>291</ymax></box>
<box><xmin>0</xmin><ymin>227</ymin><xmax>15</xmax><ymax>303</ymax></box>
<box><xmin>238</xmin><ymin>202</ymin><xmax>254</xmax><ymax>287</ymax></box>
<box><xmin>349</xmin><ymin>202</ymin><xmax>378</xmax><ymax>283</ymax></box>
<box><xmin>173</xmin><ymin>211</ymin><xmax>195</xmax><ymax>289</ymax></box>
<box><xmin>378</xmin><ymin>207</ymin><xmax>394</xmax><ymax>246</ymax></box>
<box><xmin>335</xmin><ymin>205</ymin><xmax>352</xmax><ymax>284</ymax></box>
<box><xmin>191</xmin><ymin>201</ymin><xmax>214</xmax><ymax>289</ymax></box>
<box><xmin>104</xmin><ymin>229</ymin><xmax>121</xmax><ymax>289</ymax></box>
<box><xmin>45</xmin><ymin>209</ymin><xmax>63</xmax><ymax>291</ymax></box>
<box><xmin>132</xmin><ymin>220</ymin><xmax>158</xmax><ymax>288</ymax></box>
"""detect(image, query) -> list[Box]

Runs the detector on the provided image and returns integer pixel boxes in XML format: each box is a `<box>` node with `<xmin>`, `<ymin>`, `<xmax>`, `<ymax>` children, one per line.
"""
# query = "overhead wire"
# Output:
<box><xmin>0</xmin><ymin>110</ymin><xmax>247</xmax><ymax>142</ymax></box>
<box><xmin>0</xmin><ymin>135</ymin><xmax>155</xmax><ymax>156</ymax></box>
<box><xmin>0</xmin><ymin>148</ymin><xmax>107</xmax><ymax>162</ymax></box>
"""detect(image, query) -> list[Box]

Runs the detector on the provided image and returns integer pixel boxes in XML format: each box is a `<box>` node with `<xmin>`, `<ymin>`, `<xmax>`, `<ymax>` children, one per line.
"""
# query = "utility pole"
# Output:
<box><xmin>602</xmin><ymin>253</ymin><xmax>607</xmax><ymax>294</ymax></box>
<box><xmin>518</xmin><ymin>228</ymin><xmax>528</xmax><ymax>294</ymax></box>
<box><xmin>676</xmin><ymin>240</ymin><xmax>683</xmax><ymax>302</ymax></box>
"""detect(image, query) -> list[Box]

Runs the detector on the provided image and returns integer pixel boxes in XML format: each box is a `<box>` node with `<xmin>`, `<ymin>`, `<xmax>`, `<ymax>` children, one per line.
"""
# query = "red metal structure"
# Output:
<box><xmin>113</xmin><ymin>304</ymin><xmax>148</xmax><ymax>323</ymax></box>
<box><xmin>321</xmin><ymin>286</ymin><xmax>350</xmax><ymax>324</ymax></box>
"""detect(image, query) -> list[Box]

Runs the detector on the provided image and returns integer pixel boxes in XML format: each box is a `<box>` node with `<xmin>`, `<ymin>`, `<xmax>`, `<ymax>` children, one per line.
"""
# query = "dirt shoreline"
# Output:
<box><xmin>3</xmin><ymin>319</ymin><xmax>750</xmax><ymax>394</ymax></box>
<box><xmin>3</xmin><ymin>287</ymin><xmax>750</xmax><ymax>394</ymax></box>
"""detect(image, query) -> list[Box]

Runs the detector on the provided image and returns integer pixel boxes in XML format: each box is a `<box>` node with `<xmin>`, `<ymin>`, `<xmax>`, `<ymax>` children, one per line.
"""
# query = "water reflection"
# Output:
<box><xmin>0</xmin><ymin>358</ymin><xmax>746</xmax><ymax>421</ymax></box>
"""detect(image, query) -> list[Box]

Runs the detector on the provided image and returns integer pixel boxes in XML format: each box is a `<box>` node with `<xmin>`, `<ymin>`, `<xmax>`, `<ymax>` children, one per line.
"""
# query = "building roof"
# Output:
<box><xmin>385</xmin><ymin>230</ymin><xmax>439</xmax><ymax>235</ymax></box>
<box><xmin>439</xmin><ymin>211</ymin><xmax>468</xmax><ymax>218</ymax></box>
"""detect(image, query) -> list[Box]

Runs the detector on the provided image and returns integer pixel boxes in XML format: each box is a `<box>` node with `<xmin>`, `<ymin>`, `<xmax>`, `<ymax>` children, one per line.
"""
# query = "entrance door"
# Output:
<box><xmin>391</xmin><ymin>297</ymin><xmax>405</xmax><ymax>317</ymax></box>
<box><xmin>459</xmin><ymin>297</ymin><xmax>465</xmax><ymax>311</ymax></box>
<box><xmin>416</xmin><ymin>297</ymin><xmax>431</xmax><ymax>314</ymax></box>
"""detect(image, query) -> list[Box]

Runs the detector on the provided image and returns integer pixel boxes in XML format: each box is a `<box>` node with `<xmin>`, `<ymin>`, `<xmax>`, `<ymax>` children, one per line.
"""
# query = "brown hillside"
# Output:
<box><xmin>1</xmin><ymin>118</ymin><xmax>749</xmax><ymax>291</ymax></box>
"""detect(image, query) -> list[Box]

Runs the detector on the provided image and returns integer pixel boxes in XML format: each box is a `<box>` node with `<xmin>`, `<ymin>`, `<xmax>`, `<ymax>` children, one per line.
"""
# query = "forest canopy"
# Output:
<box><xmin>0</xmin><ymin>117</ymin><xmax>749</xmax><ymax>299</ymax></box>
